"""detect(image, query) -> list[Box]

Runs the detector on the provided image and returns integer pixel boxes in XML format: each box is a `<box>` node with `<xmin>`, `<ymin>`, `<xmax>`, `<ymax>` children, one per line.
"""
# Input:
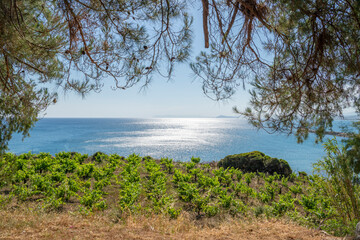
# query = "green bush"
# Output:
<box><xmin>218</xmin><ymin>151</ymin><xmax>292</xmax><ymax>176</ymax></box>
<box><xmin>91</xmin><ymin>151</ymin><xmax>108</xmax><ymax>163</ymax></box>
<box><xmin>313</xmin><ymin>138</ymin><xmax>360</xmax><ymax>231</ymax></box>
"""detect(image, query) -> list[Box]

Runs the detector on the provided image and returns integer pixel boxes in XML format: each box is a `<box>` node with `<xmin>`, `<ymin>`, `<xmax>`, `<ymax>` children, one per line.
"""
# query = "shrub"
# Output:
<box><xmin>90</xmin><ymin>151</ymin><xmax>108</xmax><ymax>163</ymax></box>
<box><xmin>218</xmin><ymin>151</ymin><xmax>292</xmax><ymax>176</ymax></box>
<box><xmin>160</xmin><ymin>157</ymin><xmax>174</xmax><ymax>174</ymax></box>
<box><xmin>203</xmin><ymin>204</ymin><xmax>219</xmax><ymax>217</ymax></box>
<box><xmin>313</xmin><ymin>138</ymin><xmax>360</xmax><ymax>229</ymax></box>
<box><xmin>80</xmin><ymin>189</ymin><xmax>107</xmax><ymax>211</ymax></box>
<box><xmin>167</xmin><ymin>207</ymin><xmax>182</xmax><ymax>219</ymax></box>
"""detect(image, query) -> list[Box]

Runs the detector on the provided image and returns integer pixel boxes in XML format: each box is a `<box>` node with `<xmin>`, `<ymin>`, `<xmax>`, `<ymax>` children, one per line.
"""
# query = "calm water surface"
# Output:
<box><xmin>8</xmin><ymin>118</ymin><xmax>338</xmax><ymax>173</ymax></box>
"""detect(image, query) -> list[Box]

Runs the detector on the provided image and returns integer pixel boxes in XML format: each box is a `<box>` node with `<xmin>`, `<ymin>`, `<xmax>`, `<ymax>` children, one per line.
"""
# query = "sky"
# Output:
<box><xmin>45</xmin><ymin>74</ymin><xmax>251</xmax><ymax>118</ymax></box>
<box><xmin>44</xmin><ymin>4</ymin><xmax>252</xmax><ymax>119</ymax></box>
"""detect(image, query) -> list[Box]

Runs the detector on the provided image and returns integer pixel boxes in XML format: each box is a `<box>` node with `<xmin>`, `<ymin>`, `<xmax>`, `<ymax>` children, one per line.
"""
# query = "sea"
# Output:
<box><xmin>7</xmin><ymin>118</ymin><xmax>352</xmax><ymax>173</ymax></box>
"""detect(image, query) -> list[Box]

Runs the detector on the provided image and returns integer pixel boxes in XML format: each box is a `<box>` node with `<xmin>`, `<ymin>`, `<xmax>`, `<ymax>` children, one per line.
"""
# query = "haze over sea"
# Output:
<box><xmin>8</xmin><ymin>118</ymin><xmax>351</xmax><ymax>173</ymax></box>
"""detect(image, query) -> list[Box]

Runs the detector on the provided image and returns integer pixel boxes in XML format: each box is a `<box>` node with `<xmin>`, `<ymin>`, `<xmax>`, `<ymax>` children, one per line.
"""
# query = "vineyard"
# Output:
<box><xmin>0</xmin><ymin>151</ymin><xmax>358</xmax><ymax>237</ymax></box>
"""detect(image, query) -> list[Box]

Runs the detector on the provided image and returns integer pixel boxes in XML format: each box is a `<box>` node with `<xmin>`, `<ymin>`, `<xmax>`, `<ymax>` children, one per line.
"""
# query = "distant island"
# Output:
<box><xmin>215</xmin><ymin>115</ymin><xmax>238</xmax><ymax>118</ymax></box>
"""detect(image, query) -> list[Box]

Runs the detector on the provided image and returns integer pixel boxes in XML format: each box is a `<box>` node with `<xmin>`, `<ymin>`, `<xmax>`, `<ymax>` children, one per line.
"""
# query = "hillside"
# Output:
<box><xmin>0</xmin><ymin>152</ymin><xmax>357</xmax><ymax>239</ymax></box>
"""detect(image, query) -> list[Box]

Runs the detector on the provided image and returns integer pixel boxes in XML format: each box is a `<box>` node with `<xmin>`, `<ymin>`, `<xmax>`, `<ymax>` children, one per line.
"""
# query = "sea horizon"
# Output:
<box><xmin>7</xmin><ymin>117</ymin><xmax>336</xmax><ymax>173</ymax></box>
<box><xmin>41</xmin><ymin>115</ymin><xmax>240</xmax><ymax>119</ymax></box>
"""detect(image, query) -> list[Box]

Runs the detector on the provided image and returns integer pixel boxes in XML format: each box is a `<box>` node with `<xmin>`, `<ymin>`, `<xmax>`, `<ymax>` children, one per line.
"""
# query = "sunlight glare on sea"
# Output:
<box><xmin>8</xmin><ymin>118</ymin><xmax>328</xmax><ymax>173</ymax></box>
<box><xmin>88</xmin><ymin>118</ymin><xmax>234</xmax><ymax>148</ymax></box>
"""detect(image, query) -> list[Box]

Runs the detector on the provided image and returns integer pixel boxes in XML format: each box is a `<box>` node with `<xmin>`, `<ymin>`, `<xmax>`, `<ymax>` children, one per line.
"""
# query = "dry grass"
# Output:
<box><xmin>0</xmin><ymin>208</ymin><xmax>343</xmax><ymax>240</ymax></box>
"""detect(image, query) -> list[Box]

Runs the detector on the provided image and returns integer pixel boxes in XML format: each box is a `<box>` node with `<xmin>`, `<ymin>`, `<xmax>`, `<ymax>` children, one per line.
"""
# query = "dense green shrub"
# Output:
<box><xmin>313</xmin><ymin>138</ymin><xmax>360</xmax><ymax>234</ymax></box>
<box><xmin>218</xmin><ymin>151</ymin><xmax>292</xmax><ymax>176</ymax></box>
<box><xmin>91</xmin><ymin>151</ymin><xmax>109</xmax><ymax>163</ymax></box>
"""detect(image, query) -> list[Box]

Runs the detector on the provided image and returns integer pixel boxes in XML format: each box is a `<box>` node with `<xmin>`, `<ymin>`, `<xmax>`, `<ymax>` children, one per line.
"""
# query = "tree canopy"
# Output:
<box><xmin>1</xmin><ymin>0</ymin><xmax>360</xmax><ymax>152</ymax></box>
<box><xmin>191</xmin><ymin>0</ymin><xmax>360</xmax><ymax>143</ymax></box>
<box><xmin>0</xmin><ymin>0</ymin><xmax>191</xmax><ymax>151</ymax></box>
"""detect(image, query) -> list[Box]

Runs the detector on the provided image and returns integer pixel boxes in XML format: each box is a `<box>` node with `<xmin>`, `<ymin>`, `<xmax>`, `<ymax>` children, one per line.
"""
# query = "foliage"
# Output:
<box><xmin>0</xmin><ymin>0</ymin><xmax>192</xmax><ymax>152</ymax></box>
<box><xmin>218</xmin><ymin>151</ymin><xmax>292</xmax><ymax>176</ymax></box>
<box><xmin>118</xmin><ymin>154</ymin><xmax>142</xmax><ymax>213</ymax></box>
<box><xmin>191</xmin><ymin>0</ymin><xmax>360</xmax><ymax>142</ymax></box>
<box><xmin>342</xmin><ymin>122</ymin><xmax>360</xmax><ymax>174</ymax></box>
<box><xmin>313</xmin><ymin>138</ymin><xmax>360</xmax><ymax>230</ymax></box>
<box><xmin>144</xmin><ymin>158</ymin><xmax>173</xmax><ymax>213</ymax></box>
<box><xmin>160</xmin><ymin>157</ymin><xmax>174</xmax><ymax>174</ymax></box>
<box><xmin>0</xmin><ymin>151</ymin><xmax>117</xmax><ymax>211</ymax></box>
<box><xmin>1</xmin><ymin>0</ymin><xmax>360</xmax><ymax>150</ymax></box>
<box><xmin>0</xmin><ymin>151</ymin><xmax>358</xmax><ymax>236</ymax></box>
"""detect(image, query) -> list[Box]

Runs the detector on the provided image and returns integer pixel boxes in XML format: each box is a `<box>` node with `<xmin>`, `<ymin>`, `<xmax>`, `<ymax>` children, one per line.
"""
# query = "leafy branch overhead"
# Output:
<box><xmin>1</xmin><ymin>0</ymin><xmax>360</xmax><ymax>151</ymax></box>
<box><xmin>0</xmin><ymin>0</ymin><xmax>192</xmax><ymax>151</ymax></box>
<box><xmin>192</xmin><ymin>0</ymin><xmax>360</xmax><ymax>142</ymax></box>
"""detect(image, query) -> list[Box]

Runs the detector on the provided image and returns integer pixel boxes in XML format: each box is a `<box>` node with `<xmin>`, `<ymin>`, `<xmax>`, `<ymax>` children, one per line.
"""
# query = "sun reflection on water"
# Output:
<box><xmin>87</xmin><ymin>118</ymin><xmax>242</xmax><ymax>149</ymax></box>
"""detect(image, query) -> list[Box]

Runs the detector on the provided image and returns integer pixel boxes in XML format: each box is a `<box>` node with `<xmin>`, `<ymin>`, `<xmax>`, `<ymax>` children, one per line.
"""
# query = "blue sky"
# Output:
<box><xmin>45</xmin><ymin>4</ymin><xmax>251</xmax><ymax>118</ymax></box>
<box><xmin>45</xmin><ymin>74</ymin><xmax>251</xmax><ymax>118</ymax></box>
